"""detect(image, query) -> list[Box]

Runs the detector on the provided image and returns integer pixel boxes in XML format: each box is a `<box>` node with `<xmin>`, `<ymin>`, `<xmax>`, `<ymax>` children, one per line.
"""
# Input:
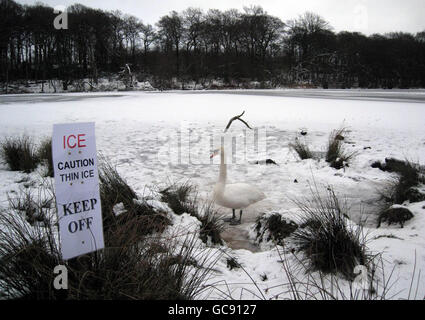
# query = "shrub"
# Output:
<box><xmin>377</xmin><ymin>206</ymin><xmax>414</xmax><ymax>228</ymax></box>
<box><xmin>326</xmin><ymin>128</ymin><xmax>357</xmax><ymax>170</ymax></box>
<box><xmin>278</xmin><ymin>247</ymin><xmax>422</xmax><ymax>300</ymax></box>
<box><xmin>0</xmin><ymin>135</ymin><xmax>39</xmax><ymax>173</ymax></box>
<box><xmin>37</xmin><ymin>138</ymin><xmax>54</xmax><ymax>177</ymax></box>
<box><xmin>66</xmin><ymin>233</ymin><xmax>215</xmax><ymax>300</ymax></box>
<box><xmin>226</xmin><ymin>257</ymin><xmax>240</xmax><ymax>270</ymax></box>
<box><xmin>7</xmin><ymin>189</ymin><xmax>52</xmax><ymax>226</ymax></box>
<box><xmin>0</xmin><ymin>197</ymin><xmax>64</xmax><ymax>299</ymax></box>
<box><xmin>374</xmin><ymin>158</ymin><xmax>422</xmax><ymax>176</ymax></box>
<box><xmin>99</xmin><ymin>160</ymin><xmax>170</xmax><ymax>240</ymax></box>
<box><xmin>196</xmin><ymin>202</ymin><xmax>224</xmax><ymax>246</ymax></box>
<box><xmin>290</xmin><ymin>138</ymin><xmax>313</xmax><ymax>160</ymax></box>
<box><xmin>99</xmin><ymin>160</ymin><xmax>138</xmax><ymax>210</ymax></box>
<box><xmin>377</xmin><ymin>159</ymin><xmax>425</xmax><ymax>205</ymax></box>
<box><xmin>160</xmin><ymin>181</ymin><xmax>196</xmax><ymax>216</ymax></box>
<box><xmin>161</xmin><ymin>182</ymin><xmax>224</xmax><ymax>245</ymax></box>
<box><xmin>291</xmin><ymin>187</ymin><xmax>370</xmax><ymax>280</ymax></box>
<box><xmin>0</xmin><ymin>187</ymin><xmax>216</xmax><ymax>300</ymax></box>
<box><xmin>255</xmin><ymin>213</ymin><xmax>298</xmax><ymax>245</ymax></box>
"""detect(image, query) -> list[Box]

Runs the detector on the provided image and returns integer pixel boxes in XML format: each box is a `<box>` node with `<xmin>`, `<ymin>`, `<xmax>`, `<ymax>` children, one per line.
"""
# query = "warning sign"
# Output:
<box><xmin>52</xmin><ymin>122</ymin><xmax>104</xmax><ymax>260</ymax></box>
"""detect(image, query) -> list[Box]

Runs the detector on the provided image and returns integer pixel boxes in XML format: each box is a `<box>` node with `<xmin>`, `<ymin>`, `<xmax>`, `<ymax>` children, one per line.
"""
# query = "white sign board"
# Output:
<box><xmin>52</xmin><ymin>122</ymin><xmax>104</xmax><ymax>260</ymax></box>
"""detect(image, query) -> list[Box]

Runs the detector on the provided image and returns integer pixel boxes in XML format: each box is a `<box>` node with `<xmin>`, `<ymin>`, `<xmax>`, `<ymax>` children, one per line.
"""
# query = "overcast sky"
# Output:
<box><xmin>17</xmin><ymin>0</ymin><xmax>425</xmax><ymax>35</ymax></box>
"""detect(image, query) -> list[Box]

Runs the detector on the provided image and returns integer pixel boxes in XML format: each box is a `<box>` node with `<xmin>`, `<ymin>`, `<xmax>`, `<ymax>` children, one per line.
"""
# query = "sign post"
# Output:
<box><xmin>52</xmin><ymin>122</ymin><xmax>104</xmax><ymax>260</ymax></box>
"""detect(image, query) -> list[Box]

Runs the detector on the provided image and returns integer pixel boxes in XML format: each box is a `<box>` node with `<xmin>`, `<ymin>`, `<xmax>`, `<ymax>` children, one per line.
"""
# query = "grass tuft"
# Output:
<box><xmin>160</xmin><ymin>182</ymin><xmax>196</xmax><ymax>216</ymax></box>
<box><xmin>290</xmin><ymin>138</ymin><xmax>313</xmax><ymax>160</ymax></box>
<box><xmin>99</xmin><ymin>160</ymin><xmax>170</xmax><ymax>241</ymax></box>
<box><xmin>291</xmin><ymin>186</ymin><xmax>370</xmax><ymax>280</ymax></box>
<box><xmin>255</xmin><ymin>213</ymin><xmax>298</xmax><ymax>245</ymax></box>
<box><xmin>0</xmin><ymin>135</ymin><xmax>39</xmax><ymax>173</ymax></box>
<box><xmin>377</xmin><ymin>206</ymin><xmax>414</xmax><ymax>228</ymax></box>
<box><xmin>37</xmin><ymin>138</ymin><xmax>54</xmax><ymax>177</ymax></box>
<box><xmin>65</xmin><ymin>233</ymin><xmax>215</xmax><ymax>300</ymax></box>
<box><xmin>326</xmin><ymin>128</ymin><xmax>357</xmax><ymax>170</ymax></box>
<box><xmin>0</xmin><ymin>182</ymin><xmax>217</xmax><ymax>300</ymax></box>
<box><xmin>161</xmin><ymin>182</ymin><xmax>224</xmax><ymax>245</ymax></box>
<box><xmin>7</xmin><ymin>189</ymin><xmax>52</xmax><ymax>226</ymax></box>
<box><xmin>0</xmin><ymin>194</ymin><xmax>64</xmax><ymax>299</ymax></box>
<box><xmin>375</xmin><ymin>159</ymin><xmax>424</xmax><ymax>227</ymax></box>
<box><xmin>226</xmin><ymin>256</ymin><xmax>240</xmax><ymax>270</ymax></box>
<box><xmin>378</xmin><ymin>159</ymin><xmax>425</xmax><ymax>205</ymax></box>
<box><xmin>196</xmin><ymin>202</ymin><xmax>224</xmax><ymax>246</ymax></box>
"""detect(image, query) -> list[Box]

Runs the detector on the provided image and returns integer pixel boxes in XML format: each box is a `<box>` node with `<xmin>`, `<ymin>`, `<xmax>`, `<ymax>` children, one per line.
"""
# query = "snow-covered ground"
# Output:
<box><xmin>0</xmin><ymin>90</ymin><xmax>424</xmax><ymax>299</ymax></box>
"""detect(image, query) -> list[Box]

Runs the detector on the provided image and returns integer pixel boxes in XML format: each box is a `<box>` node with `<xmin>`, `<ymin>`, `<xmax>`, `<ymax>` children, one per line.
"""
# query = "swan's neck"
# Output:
<box><xmin>214</xmin><ymin>148</ymin><xmax>227</xmax><ymax>199</ymax></box>
<box><xmin>219</xmin><ymin>147</ymin><xmax>227</xmax><ymax>184</ymax></box>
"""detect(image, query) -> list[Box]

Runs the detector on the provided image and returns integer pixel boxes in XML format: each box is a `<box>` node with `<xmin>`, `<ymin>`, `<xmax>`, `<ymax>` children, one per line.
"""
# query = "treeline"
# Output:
<box><xmin>1</xmin><ymin>0</ymin><xmax>425</xmax><ymax>89</ymax></box>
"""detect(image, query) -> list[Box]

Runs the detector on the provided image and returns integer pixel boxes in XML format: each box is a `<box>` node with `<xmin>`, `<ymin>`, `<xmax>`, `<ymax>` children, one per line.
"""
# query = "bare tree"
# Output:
<box><xmin>140</xmin><ymin>23</ymin><xmax>156</xmax><ymax>55</ymax></box>
<box><xmin>182</xmin><ymin>7</ymin><xmax>204</xmax><ymax>52</ymax></box>
<box><xmin>2</xmin><ymin>1</ymin><xmax>425</xmax><ymax>90</ymax></box>
<box><xmin>123</xmin><ymin>15</ymin><xmax>141</xmax><ymax>62</ymax></box>
<box><xmin>157</xmin><ymin>11</ymin><xmax>183</xmax><ymax>76</ymax></box>
<box><xmin>286</xmin><ymin>12</ymin><xmax>334</xmax><ymax>84</ymax></box>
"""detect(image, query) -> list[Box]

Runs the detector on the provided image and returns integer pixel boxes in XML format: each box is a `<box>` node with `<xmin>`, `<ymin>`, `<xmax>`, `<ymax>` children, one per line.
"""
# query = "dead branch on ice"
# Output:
<box><xmin>224</xmin><ymin>111</ymin><xmax>253</xmax><ymax>133</ymax></box>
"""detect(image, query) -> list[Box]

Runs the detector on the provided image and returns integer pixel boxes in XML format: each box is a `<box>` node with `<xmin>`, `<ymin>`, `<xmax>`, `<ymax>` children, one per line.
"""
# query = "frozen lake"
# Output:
<box><xmin>1</xmin><ymin>89</ymin><xmax>424</xmax><ymax>299</ymax></box>
<box><xmin>2</xmin><ymin>88</ymin><xmax>425</xmax><ymax>104</ymax></box>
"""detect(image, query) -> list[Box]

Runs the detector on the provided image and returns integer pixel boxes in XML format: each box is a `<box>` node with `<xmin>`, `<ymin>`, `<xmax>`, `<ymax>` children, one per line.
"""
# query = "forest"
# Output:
<box><xmin>1</xmin><ymin>0</ymin><xmax>425</xmax><ymax>90</ymax></box>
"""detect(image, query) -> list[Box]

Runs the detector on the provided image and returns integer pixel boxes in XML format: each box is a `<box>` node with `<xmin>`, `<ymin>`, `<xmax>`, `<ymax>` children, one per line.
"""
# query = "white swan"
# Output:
<box><xmin>211</xmin><ymin>146</ymin><xmax>266</xmax><ymax>225</ymax></box>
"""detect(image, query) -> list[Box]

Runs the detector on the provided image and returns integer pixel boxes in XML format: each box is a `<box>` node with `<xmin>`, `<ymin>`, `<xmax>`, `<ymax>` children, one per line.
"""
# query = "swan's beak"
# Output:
<box><xmin>210</xmin><ymin>149</ymin><xmax>220</xmax><ymax>159</ymax></box>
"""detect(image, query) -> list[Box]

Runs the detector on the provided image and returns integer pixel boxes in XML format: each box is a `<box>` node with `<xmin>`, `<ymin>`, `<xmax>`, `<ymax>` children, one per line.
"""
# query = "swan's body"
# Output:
<box><xmin>212</xmin><ymin>147</ymin><xmax>266</xmax><ymax>224</ymax></box>
<box><xmin>214</xmin><ymin>183</ymin><xmax>265</xmax><ymax>209</ymax></box>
